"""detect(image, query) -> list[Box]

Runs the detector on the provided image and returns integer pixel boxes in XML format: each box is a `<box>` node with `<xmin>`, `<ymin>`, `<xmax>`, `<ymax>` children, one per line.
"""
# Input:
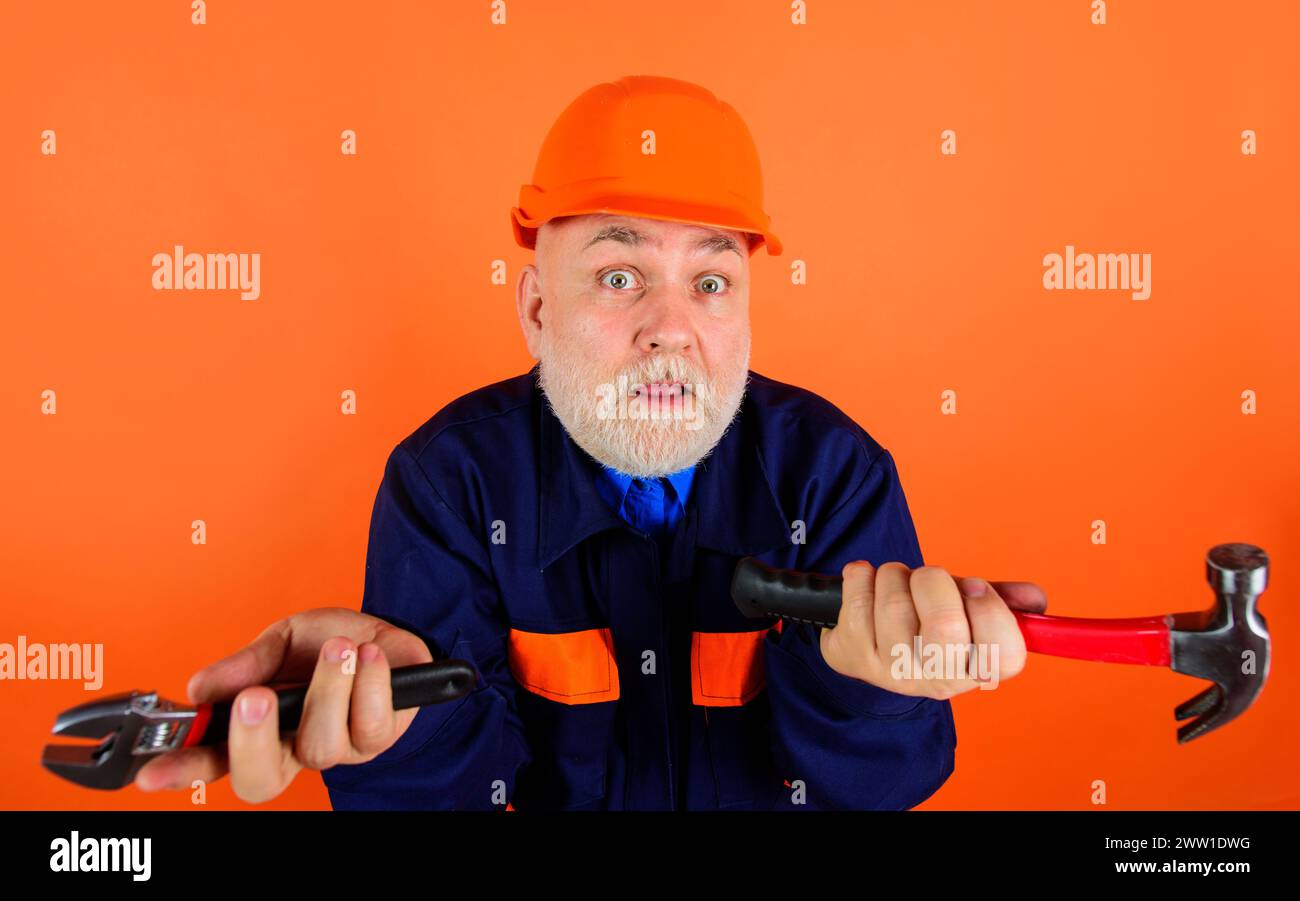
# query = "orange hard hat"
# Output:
<box><xmin>511</xmin><ymin>75</ymin><xmax>783</xmax><ymax>257</ymax></box>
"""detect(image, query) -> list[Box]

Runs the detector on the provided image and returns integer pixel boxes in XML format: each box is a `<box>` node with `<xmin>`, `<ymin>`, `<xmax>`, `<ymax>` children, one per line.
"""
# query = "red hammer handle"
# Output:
<box><xmin>731</xmin><ymin>557</ymin><xmax>1175</xmax><ymax>665</ymax></box>
<box><xmin>1012</xmin><ymin>611</ymin><xmax>1172</xmax><ymax>665</ymax></box>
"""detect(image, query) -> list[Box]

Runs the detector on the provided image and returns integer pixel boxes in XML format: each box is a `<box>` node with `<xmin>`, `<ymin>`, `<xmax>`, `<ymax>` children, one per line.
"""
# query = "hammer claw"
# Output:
<box><xmin>1174</xmin><ymin>684</ymin><xmax>1221</xmax><ymax>722</ymax></box>
<box><xmin>1175</xmin><ymin>686</ymin><xmax>1229</xmax><ymax>744</ymax></box>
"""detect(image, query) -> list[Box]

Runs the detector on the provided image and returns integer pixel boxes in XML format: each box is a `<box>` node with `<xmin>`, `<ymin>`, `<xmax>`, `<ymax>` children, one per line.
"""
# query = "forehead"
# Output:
<box><xmin>565</xmin><ymin>214</ymin><xmax>749</xmax><ymax>257</ymax></box>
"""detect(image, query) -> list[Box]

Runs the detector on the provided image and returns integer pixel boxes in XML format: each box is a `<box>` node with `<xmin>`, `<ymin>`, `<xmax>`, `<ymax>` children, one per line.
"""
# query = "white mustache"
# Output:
<box><xmin>611</xmin><ymin>359</ymin><xmax>703</xmax><ymax>391</ymax></box>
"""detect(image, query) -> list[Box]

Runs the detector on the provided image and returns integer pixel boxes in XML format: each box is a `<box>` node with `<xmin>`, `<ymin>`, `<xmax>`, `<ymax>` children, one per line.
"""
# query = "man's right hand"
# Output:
<box><xmin>135</xmin><ymin>608</ymin><xmax>434</xmax><ymax>803</ymax></box>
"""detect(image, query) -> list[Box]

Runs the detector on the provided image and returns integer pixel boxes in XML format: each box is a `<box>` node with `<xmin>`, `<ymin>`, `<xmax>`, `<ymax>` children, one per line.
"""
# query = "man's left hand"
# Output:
<box><xmin>819</xmin><ymin>561</ymin><xmax>1048</xmax><ymax>699</ymax></box>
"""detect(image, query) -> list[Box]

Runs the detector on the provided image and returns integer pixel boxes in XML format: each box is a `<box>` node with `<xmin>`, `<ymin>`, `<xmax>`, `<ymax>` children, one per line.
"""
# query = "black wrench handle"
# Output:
<box><xmin>187</xmin><ymin>660</ymin><xmax>477</xmax><ymax>747</ymax></box>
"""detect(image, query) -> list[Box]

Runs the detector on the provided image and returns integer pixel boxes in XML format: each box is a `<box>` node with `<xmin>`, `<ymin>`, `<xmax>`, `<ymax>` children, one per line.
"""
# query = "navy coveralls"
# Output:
<box><xmin>321</xmin><ymin>366</ymin><xmax>956</xmax><ymax>810</ymax></box>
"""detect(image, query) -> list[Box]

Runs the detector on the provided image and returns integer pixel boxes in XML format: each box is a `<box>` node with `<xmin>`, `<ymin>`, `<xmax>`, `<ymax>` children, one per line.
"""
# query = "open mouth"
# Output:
<box><xmin>629</xmin><ymin>381</ymin><xmax>692</xmax><ymax>400</ymax></box>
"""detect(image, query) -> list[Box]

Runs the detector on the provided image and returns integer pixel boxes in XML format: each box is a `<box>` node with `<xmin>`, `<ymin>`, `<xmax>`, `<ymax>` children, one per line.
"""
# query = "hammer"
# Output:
<box><xmin>731</xmin><ymin>542</ymin><xmax>1270</xmax><ymax>743</ymax></box>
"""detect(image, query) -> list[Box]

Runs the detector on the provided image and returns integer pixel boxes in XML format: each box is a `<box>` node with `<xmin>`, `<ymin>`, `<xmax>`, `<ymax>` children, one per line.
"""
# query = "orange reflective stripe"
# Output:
<box><xmin>691</xmin><ymin>621</ymin><xmax>782</xmax><ymax>707</ymax></box>
<box><xmin>507</xmin><ymin>627</ymin><xmax>620</xmax><ymax>704</ymax></box>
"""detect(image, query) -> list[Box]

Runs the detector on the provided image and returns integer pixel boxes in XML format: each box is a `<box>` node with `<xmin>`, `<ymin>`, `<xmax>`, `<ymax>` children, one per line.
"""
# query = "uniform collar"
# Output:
<box><xmin>535</xmin><ymin>365</ymin><xmax>790</xmax><ymax>570</ymax></box>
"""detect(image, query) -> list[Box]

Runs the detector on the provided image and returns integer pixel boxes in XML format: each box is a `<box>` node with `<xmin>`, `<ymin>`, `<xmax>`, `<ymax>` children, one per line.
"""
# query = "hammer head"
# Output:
<box><xmin>1169</xmin><ymin>543</ymin><xmax>1270</xmax><ymax>743</ymax></box>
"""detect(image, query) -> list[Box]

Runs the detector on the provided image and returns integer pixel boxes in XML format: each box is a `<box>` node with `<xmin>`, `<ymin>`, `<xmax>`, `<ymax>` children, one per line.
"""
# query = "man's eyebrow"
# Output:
<box><xmin>693</xmin><ymin>232</ymin><xmax>745</xmax><ymax>258</ymax></box>
<box><xmin>583</xmin><ymin>224</ymin><xmax>744</xmax><ymax>258</ymax></box>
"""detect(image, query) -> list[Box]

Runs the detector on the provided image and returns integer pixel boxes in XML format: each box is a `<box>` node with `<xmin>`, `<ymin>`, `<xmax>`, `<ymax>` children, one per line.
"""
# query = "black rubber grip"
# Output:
<box><xmin>197</xmin><ymin>660</ymin><xmax>477</xmax><ymax>746</ymax></box>
<box><xmin>730</xmin><ymin>556</ymin><xmax>845</xmax><ymax>629</ymax></box>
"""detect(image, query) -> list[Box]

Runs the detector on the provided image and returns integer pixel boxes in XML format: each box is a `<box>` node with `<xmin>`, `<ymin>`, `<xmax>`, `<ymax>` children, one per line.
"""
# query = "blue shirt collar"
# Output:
<box><xmin>593</xmin><ymin>463</ymin><xmax>696</xmax><ymax>516</ymax></box>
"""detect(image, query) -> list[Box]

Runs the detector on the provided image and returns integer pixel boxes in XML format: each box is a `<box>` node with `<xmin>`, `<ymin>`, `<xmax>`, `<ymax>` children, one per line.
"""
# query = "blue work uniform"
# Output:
<box><xmin>321</xmin><ymin>365</ymin><xmax>956</xmax><ymax>810</ymax></box>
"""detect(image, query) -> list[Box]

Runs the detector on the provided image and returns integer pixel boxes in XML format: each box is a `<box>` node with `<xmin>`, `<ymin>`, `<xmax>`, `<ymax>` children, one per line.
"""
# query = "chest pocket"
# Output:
<box><xmin>508</xmin><ymin>627</ymin><xmax>620</xmax><ymax>703</ymax></box>
<box><xmin>507</xmin><ymin>627</ymin><xmax>620</xmax><ymax>808</ymax></box>
<box><xmin>690</xmin><ymin>625</ymin><xmax>778</xmax><ymax>705</ymax></box>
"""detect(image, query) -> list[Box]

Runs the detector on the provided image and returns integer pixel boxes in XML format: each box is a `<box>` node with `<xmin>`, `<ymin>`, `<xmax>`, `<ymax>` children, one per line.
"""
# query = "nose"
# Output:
<box><xmin>634</xmin><ymin>285</ymin><xmax>694</xmax><ymax>357</ymax></box>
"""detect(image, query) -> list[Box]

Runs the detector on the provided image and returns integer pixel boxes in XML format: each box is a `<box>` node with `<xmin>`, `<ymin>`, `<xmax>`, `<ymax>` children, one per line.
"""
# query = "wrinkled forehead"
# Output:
<box><xmin>543</xmin><ymin>213</ymin><xmax>754</xmax><ymax>256</ymax></box>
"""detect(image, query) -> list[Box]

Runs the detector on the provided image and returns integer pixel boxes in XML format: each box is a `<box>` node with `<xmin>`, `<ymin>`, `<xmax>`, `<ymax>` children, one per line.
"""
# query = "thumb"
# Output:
<box><xmin>956</xmin><ymin>575</ymin><xmax>1048</xmax><ymax>614</ymax></box>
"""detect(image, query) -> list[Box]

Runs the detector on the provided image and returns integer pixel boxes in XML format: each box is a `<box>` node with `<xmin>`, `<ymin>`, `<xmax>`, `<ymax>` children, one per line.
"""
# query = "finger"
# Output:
<box><xmin>295</xmin><ymin>636</ymin><xmax>360</xmax><ymax>771</ymax></box>
<box><xmin>912</xmin><ymin>567</ymin><xmax>980</xmax><ymax>698</ymax></box>
<box><xmin>227</xmin><ymin>685</ymin><xmax>300</xmax><ymax>803</ymax></box>
<box><xmin>912</xmin><ymin>567</ymin><xmax>972</xmax><ymax>646</ymax></box>
<box><xmin>833</xmin><ymin>561</ymin><xmax>877</xmax><ymax>638</ymax></box>
<box><xmin>187</xmin><ymin>618</ymin><xmax>293</xmax><ymax>705</ymax></box>
<box><xmin>349</xmin><ymin>642</ymin><xmax>398</xmax><ymax>759</ymax></box>
<box><xmin>873</xmin><ymin>562</ymin><xmax>920</xmax><ymax>668</ymax></box>
<box><xmin>955</xmin><ymin>576</ymin><xmax>1048</xmax><ymax>614</ymax></box>
<box><xmin>819</xmin><ymin>561</ymin><xmax>879</xmax><ymax>681</ymax></box>
<box><xmin>960</xmin><ymin>580</ymin><xmax>1028</xmax><ymax>682</ymax></box>
<box><xmin>136</xmin><ymin>746</ymin><xmax>229</xmax><ymax>792</ymax></box>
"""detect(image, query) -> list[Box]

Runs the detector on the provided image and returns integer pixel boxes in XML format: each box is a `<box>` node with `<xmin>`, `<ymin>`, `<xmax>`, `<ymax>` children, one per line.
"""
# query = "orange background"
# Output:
<box><xmin>2</xmin><ymin>1</ymin><xmax>1297</xmax><ymax>810</ymax></box>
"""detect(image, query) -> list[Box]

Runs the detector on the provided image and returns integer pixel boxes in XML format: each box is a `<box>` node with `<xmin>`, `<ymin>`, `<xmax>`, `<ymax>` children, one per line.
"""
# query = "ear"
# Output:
<box><xmin>516</xmin><ymin>263</ymin><xmax>545</xmax><ymax>360</ymax></box>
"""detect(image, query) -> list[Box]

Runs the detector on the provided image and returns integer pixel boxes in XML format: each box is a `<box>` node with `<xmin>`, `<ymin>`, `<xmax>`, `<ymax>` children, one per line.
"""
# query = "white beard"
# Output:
<box><xmin>537</xmin><ymin>337</ymin><xmax>750</xmax><ymax>479</ymax></box>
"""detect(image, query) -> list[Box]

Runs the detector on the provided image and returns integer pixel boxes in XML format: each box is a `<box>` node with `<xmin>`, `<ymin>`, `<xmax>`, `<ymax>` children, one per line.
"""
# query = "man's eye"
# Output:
<box><xmin>698</xmin><ymin>275</ymin><xmax>728</xmax><ymax>295</ymax></box>
<box><xmin>601</xmin><ymin>270</ymin><xmax>639</xmax><ymax>290</ymax></box>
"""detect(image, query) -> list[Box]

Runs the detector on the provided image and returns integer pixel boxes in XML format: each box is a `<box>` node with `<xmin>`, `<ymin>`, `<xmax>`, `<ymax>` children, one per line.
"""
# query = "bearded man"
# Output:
<box><xmin>135</xmin><ymin>76</ymin><xmax>1045</xmax><ymax>811</ymax></box>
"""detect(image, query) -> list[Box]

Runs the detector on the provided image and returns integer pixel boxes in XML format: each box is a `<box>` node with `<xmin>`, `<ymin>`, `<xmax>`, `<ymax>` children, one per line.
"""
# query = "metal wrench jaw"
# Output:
<box><xmin>41</xmin><ymin>690</ymin><xmax>200</xmax><ymax>790</ymax></box>
<box><xmin>1169</xmin><ymin>543</ymin><xmax>1270</xmax><ymax>744</ymax></box>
